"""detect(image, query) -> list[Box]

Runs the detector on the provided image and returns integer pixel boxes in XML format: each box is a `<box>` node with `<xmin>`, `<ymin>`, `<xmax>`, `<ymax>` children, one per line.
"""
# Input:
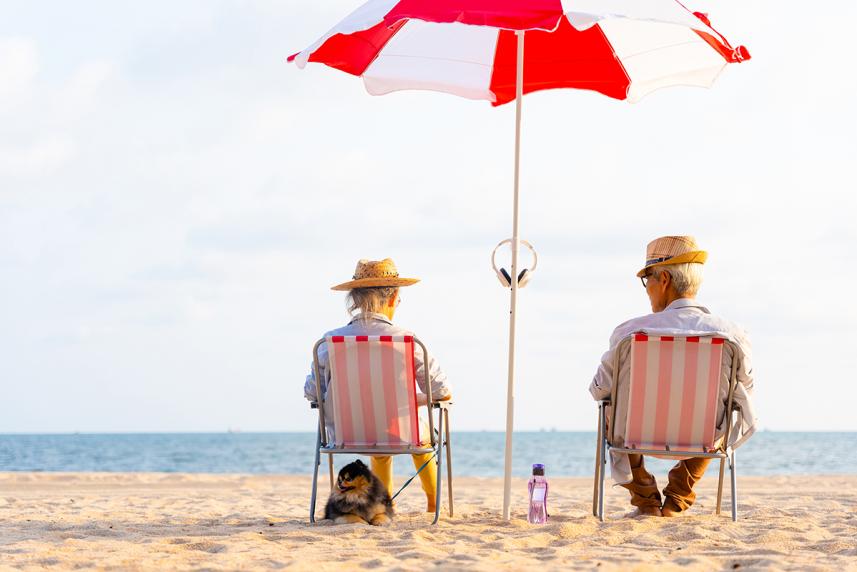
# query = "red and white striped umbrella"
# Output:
<box><xmin>288</xmin><ymin>0</ymin><xmax>750</xmax><ymax>521</ymax></box>
<box><xmin>288</xmin><ymin>0</ymin><xmax>750</xmax><ymax>105</ymax></box>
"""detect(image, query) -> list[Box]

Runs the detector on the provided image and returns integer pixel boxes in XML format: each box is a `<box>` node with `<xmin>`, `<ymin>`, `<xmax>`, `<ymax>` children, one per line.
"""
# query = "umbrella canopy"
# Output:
<box><xmin>289</xmin><ymin>0</ymin><xmax>750</xmax><ymax>105</ymax></box>
<box><xmin>288</xmin><ymin>0</ymin><xmax>750</xmax><ymax>521</ymax></box>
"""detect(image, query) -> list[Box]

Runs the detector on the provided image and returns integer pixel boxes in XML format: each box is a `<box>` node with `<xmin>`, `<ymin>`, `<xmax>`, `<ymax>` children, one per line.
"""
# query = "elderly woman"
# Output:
<box><xmin>305</xmin><ymin>258</ymin><xmax>452</xmax><ymax>512</ymax></box>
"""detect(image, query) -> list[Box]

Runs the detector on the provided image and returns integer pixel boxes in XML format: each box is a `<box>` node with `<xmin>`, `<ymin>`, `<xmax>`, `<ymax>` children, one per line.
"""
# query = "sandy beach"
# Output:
<box><xmin>1</xmin><ymin>473</ymin><xmax>856</xmax><ymax>571</ymax></box>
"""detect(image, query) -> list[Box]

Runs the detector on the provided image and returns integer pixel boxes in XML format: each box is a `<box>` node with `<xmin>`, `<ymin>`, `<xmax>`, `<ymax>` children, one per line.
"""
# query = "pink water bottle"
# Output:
<box><xmin>527</xmin><ymin>463</ymin><xmax>549</xmax><ymax>524</ymax></box>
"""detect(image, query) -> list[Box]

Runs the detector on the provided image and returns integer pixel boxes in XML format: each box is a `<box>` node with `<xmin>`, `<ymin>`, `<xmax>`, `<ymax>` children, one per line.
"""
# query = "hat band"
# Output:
<box><xmin>645</xmin><ymin>255</ymin><xmax>674</xmax><ymax>266</ymax></box>
<box><xmin>353</xmin><ymin>272</ymin><xmax>399</xmax><ymax>279</ymax></box>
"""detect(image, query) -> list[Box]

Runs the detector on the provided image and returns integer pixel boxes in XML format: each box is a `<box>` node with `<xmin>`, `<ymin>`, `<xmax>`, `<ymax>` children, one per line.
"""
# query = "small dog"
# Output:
<box><xmin>324</xmin><ymin>459</ymin><xmax>394</xmax><ymax>525</ymax></box>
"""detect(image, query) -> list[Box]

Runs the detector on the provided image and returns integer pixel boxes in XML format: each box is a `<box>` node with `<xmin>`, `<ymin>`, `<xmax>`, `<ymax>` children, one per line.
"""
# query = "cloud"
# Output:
<box><xmin>0</xmin><ymin>37</ymin><xmax>116</xmax><ymax>178</ymax></box>
<box><xmin>0</xmin><ymin>135</ymin><xmax>75</xmax><ymax>178</ymax></box>
<box><xmin>53</xmin><ymin>60</ymin><xmax>115</xmax><ymax>118</ymax></box>
<box><xmin>0</xmin><ymin>37</ymin><xmax>38</xmax><ymax>108</ymax></box>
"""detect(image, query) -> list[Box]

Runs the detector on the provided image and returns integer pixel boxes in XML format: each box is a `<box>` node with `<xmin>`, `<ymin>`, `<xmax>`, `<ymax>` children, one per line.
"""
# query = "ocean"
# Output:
<box><xmin>0</xmin><ymin>432</ymin><xmax>850</xmax><ymax>477</ymax></box>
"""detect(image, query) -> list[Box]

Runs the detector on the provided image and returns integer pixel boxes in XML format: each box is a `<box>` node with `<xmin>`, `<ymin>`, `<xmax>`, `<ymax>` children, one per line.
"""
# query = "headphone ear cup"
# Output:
<box><xmin>517</xmin><ymin>268</ymin><xmax>530</xmax><ymax>287</ymax></box>
<box><xmin>499</xmin><ymin>268</ymin><xmax>512</xmax><ymax>287</ymax></box>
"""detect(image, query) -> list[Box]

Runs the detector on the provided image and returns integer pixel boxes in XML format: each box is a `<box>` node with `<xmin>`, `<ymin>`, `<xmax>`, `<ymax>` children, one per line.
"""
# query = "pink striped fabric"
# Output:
<box><xmin>625</xmin><ymin>334</ymin><xmax>724</xmax><ymax>452</ymax></box>
<box><xmin>325</xmin><ymin>335</ymin><xmax>421</xmax><ymax>448</ymax></box>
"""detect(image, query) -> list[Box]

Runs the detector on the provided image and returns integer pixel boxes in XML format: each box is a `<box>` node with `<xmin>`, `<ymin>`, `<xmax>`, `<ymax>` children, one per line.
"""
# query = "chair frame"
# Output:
<box><xmin>308</xmin><ymin>335</ymin><xmax>453</xmax><ymax>524</ymax></box>
<box><xmin>592</xmin><ymin>335</ymin><xmax>741</xmax><ymax>522</ymax></box>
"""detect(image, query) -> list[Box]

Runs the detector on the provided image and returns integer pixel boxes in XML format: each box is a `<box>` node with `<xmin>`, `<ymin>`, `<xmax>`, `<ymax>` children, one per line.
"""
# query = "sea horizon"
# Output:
<box><xmin>2</xmin><ymin>431</ymin><xmax>852</xmax><ymax>477</ymax></box>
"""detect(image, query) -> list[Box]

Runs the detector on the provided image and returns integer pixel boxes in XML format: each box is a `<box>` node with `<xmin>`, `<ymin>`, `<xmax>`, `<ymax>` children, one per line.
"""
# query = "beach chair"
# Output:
<box><xmin>309</xmin><ymin>335</ymin><xmax>453</xmax><ymax>525</ymax></box>
<box><xmin>592</xmin><ymin>334</ymin><xmax>741</xmax><ymax>521</ymax></box>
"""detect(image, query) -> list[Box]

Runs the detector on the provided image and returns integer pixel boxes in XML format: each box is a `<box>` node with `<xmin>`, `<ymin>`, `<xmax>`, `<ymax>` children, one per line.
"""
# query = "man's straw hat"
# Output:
<box><xmin>331</xmin><ymin>258</ymin><xmax>420</xmax><ymax>291</ymax></box>
<box><xmin>636</xmin><ymin>236</ymin><xmax>708</xmax><ymax>277</ymax></box>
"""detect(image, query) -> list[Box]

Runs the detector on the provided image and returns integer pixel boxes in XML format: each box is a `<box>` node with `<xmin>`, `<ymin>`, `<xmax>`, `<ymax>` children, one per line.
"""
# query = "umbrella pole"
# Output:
<box><xmin>502</xmin><ymin>29</ymin><xmax>525</xmax><ymax>522</ymax></box>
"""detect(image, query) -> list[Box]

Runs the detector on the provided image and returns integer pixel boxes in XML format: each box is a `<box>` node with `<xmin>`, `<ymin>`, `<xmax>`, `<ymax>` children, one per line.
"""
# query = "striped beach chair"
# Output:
<box><xmin>593</xmin><ymin>334</ymin><xmax>741</xmax><ymax>521</ymax></box>
<box><xmin>309</xmin><ymin>335</ymin><xmax>453</xmax><ymax>525</ymax></box>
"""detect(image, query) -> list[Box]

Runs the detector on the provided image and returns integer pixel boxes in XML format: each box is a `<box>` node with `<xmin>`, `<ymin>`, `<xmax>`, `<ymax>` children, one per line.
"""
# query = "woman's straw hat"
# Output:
<box><xmin>636</xmin><ymin>236</ymin><xmax>708</xmax><ymax>277</ymax></box>
<box><xmin>331</xmin><ymin>258</ymin><xmax>420</xmax><ymax>291</ymax></box>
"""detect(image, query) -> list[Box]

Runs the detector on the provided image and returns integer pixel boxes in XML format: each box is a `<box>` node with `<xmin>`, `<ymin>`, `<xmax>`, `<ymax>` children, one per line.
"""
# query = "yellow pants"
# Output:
<box><xmin>371</xmin><ymin>454</ymin><xmax>437</xmax><ymax>512</ymax></box>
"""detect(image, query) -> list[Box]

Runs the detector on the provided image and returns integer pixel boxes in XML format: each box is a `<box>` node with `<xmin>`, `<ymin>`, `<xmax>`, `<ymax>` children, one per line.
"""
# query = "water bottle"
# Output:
<box><xmin>527</xmin><ymin>463</ymin><xmax>549</xmax><ymax>524</ymax></box>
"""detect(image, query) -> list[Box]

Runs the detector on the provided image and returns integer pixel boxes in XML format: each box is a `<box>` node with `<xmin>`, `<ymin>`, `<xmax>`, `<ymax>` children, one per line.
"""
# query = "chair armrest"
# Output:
<box><xmin>597</xmin><ymin>399</ymin><xmax>610</xmax><ymax>407</ymax></box>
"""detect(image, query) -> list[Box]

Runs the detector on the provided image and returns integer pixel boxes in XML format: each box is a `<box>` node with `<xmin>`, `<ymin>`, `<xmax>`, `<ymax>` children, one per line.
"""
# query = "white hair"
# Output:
<box><xmin>346</xmin><ymin>287</ymin><xmax>398</xmax><ymax>318</ymax></box>
<box><xmin>656</xmin><ymin>262</ymin><xmax>703</xmax><ymax>297</ymax></box>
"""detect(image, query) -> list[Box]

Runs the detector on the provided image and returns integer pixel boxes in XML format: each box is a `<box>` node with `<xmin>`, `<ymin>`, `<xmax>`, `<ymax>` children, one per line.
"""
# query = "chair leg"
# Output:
<box><xmin>598</xmin><ymin>436</ymin><xmax>607</xmax><ymax>522</ymax></box>
<box><xmin>310</xmin><ymin>429</ymin><xmax>321</xmax><ymax>523</ymax></box>
<box><xmin>432</xmin><ymin>412</ymin><xmax>443</xmax><ymax>525</ymax></box>
<box><xmin>444</xmin><ymin>409</ymin><xmax>454</xmax><ymax>518</ymax></box>
<box><xmin>593</xmin><ymin>404</ymin><xmax>604</xmax><ymax>518</ymax></box>
<box><xmin>596</xmin><ymin>404</ymin><xmax>607</xmax><ymax>522</ymax></box>
<box><xmin>328</xmin><ymin>456</ymin><xmax>335</xmax><ymax>491</ymax></box>
<box><xmin>716</xmin><ymin>457</ymin><xmax>725</xmax><ymax>516</ymax></box>
<box><xmin>730</xmin><ymin>451</ymin><xmax>738</xmax><ymax>522</ymax></box>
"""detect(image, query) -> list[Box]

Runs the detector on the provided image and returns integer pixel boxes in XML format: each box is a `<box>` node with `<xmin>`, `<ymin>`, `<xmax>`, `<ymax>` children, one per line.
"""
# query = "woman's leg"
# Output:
<box><xmin>371</xmin><ymin>456</ymin><xmax>394</xmax><ymax>497</ymax></box>
<box><xmin>411</xmin><ymin>452</ymin><xmax>438</xmax><ymax>512</ymax></box>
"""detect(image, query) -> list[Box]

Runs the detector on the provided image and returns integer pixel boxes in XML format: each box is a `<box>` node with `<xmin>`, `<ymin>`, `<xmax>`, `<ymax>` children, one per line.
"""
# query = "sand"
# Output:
<box><xmin>1</xmin><ymin>472</ymin><xmax>856</xmax><ymax>571</ymax></box>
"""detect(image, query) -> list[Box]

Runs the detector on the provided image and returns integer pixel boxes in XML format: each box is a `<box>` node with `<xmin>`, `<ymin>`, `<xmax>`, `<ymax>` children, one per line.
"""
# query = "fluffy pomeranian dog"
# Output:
<box><xmin>324</xmin><ymin>459</ymin><xmax>394</xmax><ymax>525</ymax></box>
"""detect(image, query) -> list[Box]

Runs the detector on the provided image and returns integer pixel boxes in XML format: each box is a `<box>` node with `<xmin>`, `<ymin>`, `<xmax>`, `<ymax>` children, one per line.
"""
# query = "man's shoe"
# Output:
<box><xmin>628</xmin><ymin>506</ymin><xmax>662</xmax><ymax>518</ymax></box>
<box><xmin>661</xmin><ymin>498</ymin><xmax>683</xmax><ymax>517</ymax></box>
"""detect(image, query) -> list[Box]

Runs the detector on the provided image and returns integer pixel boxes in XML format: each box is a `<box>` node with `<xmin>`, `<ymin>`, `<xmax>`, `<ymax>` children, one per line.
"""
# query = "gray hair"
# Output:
<box><xmin>346</xmin><ymin>287</ymin><xmax>398</xmax><ymax>318</ymax></box>
<box><xmin>655</xmin><ymin>262</ymin><xmax>703</xmax><ymax>297</ymax></box>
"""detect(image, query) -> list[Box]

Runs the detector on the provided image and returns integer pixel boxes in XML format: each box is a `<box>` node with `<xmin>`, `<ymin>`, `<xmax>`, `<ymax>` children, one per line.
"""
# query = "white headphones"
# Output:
<box><xmin>491</xmin><ymin>239</ymin><xmax>538</xmax><ymax>288</ymax></box>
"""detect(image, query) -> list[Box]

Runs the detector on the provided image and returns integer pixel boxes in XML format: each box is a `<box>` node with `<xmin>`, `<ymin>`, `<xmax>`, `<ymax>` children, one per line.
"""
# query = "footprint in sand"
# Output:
<box><xmin>185</xmin><ymin>541</ymin><xmax>227</xmax><ymax>553</ymax></box>
<box><xmin>449</xmin><ymin>553</ymin><xmax>478</xmax><ymax>562</ymax></box>
<box><xmin>397</xmin><ymin>550</ymin><xmax>432</xmax><ymax>560</ymax></box>
<box><xmin>279</xmin><ymin>534</ymin><xmax>321</xmax><ymax>543</ymax></box>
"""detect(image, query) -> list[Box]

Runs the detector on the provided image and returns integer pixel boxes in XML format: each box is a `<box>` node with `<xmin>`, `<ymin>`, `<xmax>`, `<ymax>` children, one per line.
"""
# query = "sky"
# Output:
<box><xmin>1</xmin><ymin>1</ymin><xmax>855</xmax><ymax>433</ymax></box>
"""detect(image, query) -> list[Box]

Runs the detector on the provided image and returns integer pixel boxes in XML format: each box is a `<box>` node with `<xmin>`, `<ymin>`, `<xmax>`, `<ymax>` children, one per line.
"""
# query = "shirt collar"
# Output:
<box><xmin>348</xmin><ymin>312</ymin><xmax>393</xmax><ymax>325</ymax></box>
<box><xmin>665</xmin><ymin>298</ymin><xmax>711</xmax><ymax>314</ymax></box>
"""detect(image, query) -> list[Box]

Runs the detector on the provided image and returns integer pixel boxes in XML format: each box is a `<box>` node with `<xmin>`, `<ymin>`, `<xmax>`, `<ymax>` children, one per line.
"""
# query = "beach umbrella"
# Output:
<box><xmin>288</xmin><ymin>0</ymin><xmax>750</xmax><ymax>520</ymax></box>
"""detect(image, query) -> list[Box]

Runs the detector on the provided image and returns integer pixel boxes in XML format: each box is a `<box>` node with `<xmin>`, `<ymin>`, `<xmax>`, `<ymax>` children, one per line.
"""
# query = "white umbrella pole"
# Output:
<box><xmin>502</xmin><ymin>29</ymin><xmax>525</xmax><ymax>522</ymax></box>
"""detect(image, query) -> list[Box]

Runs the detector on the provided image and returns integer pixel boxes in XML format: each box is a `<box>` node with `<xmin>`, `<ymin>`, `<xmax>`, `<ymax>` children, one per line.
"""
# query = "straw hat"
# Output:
<box><xmin>636</xmin><ymin>236</ymin><xmax>708</xmax><ymax>277</ymax></box>
<box><xmin>331</xmin><ymin>258</ymin><xmax>420</xmax><ymax>291</ymax></box>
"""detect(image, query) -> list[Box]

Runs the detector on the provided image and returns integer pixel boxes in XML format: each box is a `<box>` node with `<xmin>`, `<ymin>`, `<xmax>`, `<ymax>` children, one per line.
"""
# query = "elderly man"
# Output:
<box><xmin>589</xmin><ymin>236</ymin><xmax>756</xmax><ymax>517</ymax></box>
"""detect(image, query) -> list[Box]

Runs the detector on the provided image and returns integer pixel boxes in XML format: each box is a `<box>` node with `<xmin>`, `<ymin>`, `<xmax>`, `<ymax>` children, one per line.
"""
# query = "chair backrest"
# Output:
<box><xmin>324</xmin><ymin>335</ymin><xmax>421</xmax><ymax>448</ymax></box>
<box><xmin>624</xmin><ymin>334</ymin><xmax>725</xmax><ymax>452</ymax></box>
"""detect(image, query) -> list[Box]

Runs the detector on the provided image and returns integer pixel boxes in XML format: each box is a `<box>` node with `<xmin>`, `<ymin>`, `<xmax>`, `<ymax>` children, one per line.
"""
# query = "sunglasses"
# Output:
<box><xmin>640</xmin><ymin>271</ymin><xmax>655</xmax><ymax>288</ymax></box>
